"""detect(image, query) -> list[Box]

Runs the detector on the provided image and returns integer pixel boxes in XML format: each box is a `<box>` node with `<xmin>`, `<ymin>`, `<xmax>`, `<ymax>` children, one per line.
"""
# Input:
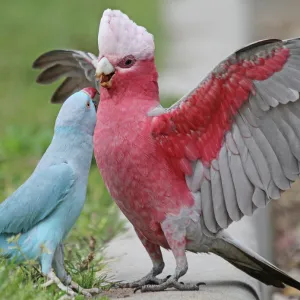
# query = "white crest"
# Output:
<box><xmin>98</xmin><ymin>9</ymin><xmax>155</xmax><ymax>60</ymax></box>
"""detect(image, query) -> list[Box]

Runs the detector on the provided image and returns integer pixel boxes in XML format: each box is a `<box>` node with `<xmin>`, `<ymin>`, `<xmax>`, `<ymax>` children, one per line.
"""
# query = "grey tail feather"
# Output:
<box><xmin>211</xmin><ymin>231</ymin><xmax>300</xmax><ymax>290</ymax></box>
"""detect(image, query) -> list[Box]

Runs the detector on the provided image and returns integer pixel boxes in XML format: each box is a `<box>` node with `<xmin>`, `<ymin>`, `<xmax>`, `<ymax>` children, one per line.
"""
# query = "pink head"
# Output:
<box><xmin>96</xmin><ymin>9</ymin><xmax>158</xmax><ymax>101</ymax></box>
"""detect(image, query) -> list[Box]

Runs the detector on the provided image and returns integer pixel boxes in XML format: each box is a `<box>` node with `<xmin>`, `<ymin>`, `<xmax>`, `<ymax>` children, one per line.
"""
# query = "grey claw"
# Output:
<box><xmin>112</xmin><ymin>281</ymin><xmax>122</xmax><ymax>288</ymax></box>
<box><xmin>147</xmin><ymin>280</ymin><xmax>160</xmax><ymax>285</ymax></box>
<box><xmin>197</xmin><ymin>282</ymin><xmax>206</xmax><ymax>286</ymax></box>
<box><xmin>173</xmin><ymin>281</ymin><xmax>201</xmax><ymax>291</ymax></box>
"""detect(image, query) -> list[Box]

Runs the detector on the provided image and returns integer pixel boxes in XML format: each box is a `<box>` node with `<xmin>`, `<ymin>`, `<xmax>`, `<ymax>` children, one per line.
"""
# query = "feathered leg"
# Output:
<box><xmin>118</xmin><ymin>228</ymin><xmax>169</xmax><ymax>288</ymax></box>
<box><xmin>138</xmin><ymin>219</ymin><xmax>204</xmax><ymax>292</ymax></box>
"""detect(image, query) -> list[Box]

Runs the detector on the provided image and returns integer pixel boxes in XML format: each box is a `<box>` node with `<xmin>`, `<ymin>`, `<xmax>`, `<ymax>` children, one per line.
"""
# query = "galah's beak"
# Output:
<box><xmin>95</xmin><ymin>57</ymin><xmax>115</xmax><ymax>88</ymax></box>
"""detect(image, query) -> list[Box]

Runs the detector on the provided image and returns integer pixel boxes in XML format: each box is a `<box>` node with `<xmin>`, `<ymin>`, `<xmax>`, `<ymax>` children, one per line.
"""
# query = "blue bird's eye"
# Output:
<box><xmin>86</xmin><ymin>101</ymin><xmax>90</xmax><ymax>108</ymax></box>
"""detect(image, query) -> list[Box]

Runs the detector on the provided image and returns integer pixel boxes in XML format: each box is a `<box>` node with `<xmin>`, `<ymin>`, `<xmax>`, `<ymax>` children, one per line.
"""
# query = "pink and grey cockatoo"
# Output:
<box><xmin>33</xmin><ymin>9</ymin><xmax>300</xmax><ymax>292</ymax></box>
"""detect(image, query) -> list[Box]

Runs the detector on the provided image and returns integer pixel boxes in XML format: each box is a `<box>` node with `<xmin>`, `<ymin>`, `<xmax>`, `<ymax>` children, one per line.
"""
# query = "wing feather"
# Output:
<box><xmin>152</xmin><ymin>37</ymin><xmax>300</xmax><ymax>233</ymax></box>
<box><xmin>33</xmin><ymin>49</ymin><xmax>98</xmax><ymax>103</ymax></box>
<box><xmin>201</xmin><ymin>178</ymin><xmax>218</xmax><ymax>233</ymax></box>
<box><xmin>0</xmin><ymin>163</ymin><xmax>75</xmax><ymax>234</ymax></box>
<box><xmin>210</xmin><ymin>160</ymin><xmax>229</xmax><ymax>228</ymax></box>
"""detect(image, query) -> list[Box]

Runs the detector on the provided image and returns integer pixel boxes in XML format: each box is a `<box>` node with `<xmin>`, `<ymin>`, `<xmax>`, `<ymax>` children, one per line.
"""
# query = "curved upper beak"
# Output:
<box><xmin>95</xmin><ymin>57</ymin><xmax>115</xmax><ymax>88</ymax></box>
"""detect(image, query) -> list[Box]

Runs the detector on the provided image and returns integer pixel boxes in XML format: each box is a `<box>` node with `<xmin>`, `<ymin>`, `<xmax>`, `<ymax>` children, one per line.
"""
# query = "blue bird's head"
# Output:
<box><xmin>55</xmin><ymin>88</ymin><xmax>97</xmax><ymax>136</ymax></box>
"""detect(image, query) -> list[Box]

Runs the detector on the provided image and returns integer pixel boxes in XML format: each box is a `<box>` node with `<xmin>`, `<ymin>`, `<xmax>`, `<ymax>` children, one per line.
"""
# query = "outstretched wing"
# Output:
<box><xmin>33</xmin><ymin>49</ymin><xmax>98</xmax><ymax>103</ymax></box>
<box><xmin>151</xmin><ymin>38</ymin><xmax>300</xmax><ymax>233</ymax></box>
<box><xmin>0</xmin><ymin>163</ymin><xmax>75</xmax><ymax>234</ymax></box>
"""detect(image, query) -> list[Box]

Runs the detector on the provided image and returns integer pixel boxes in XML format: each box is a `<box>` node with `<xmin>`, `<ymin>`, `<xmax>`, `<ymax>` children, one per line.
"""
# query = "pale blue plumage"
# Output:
<box><xmin>0</xmin><ymin>90</ymin><xmax>96</xmax><ymax>282</ymax></box>
<box><xmin>0</xmin><ymin>164</ymin><xmax>75</xmax><ymax>234</ymax></box>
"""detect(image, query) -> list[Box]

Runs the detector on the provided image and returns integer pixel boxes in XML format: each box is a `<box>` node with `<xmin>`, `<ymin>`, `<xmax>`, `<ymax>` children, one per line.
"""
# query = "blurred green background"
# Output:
<box><xmin>0</xmin><ymin>1</ymin><xmax>164</xmax><ymax>299</ymax></box>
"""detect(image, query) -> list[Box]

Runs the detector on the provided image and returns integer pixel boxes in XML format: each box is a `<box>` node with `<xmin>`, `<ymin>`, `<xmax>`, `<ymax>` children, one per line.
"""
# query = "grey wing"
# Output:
<box><xmin>33</xmin><ymin>49</ymin><xmax>98</xmax><ymax>103</ymax></box>
<box><xmin>160</xmin><ymin>38</ymin><xmax>300</xmax><ymax>234</ymax></box>
<box><xmin>191</xmin><ymin>99</ymin><xmax>300</xmax><ymax>234</ymax></box>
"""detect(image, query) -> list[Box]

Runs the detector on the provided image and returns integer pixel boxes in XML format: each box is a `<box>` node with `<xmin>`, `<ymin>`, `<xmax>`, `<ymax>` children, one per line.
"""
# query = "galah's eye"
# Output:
<box><xmin>118</xmin><ymin>55</ymin><xmax>136</xmax><ymax>68</ymax></box>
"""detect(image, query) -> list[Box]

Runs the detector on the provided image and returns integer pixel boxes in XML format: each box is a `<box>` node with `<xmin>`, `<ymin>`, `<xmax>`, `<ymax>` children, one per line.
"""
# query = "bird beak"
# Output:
<box><xmin>95</xmin><ymin>57</ymin><xmax>115</xmax><ymax>88</ymax></box>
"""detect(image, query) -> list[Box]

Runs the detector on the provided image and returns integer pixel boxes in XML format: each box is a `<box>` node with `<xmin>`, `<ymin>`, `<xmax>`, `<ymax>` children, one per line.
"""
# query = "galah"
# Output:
<box><xmin>0</xmin><ymin>88</ymin><xmax>100</xmax><ymax>297</ymax></box>
<box><xmin>33</xmin><ymin>9</ymin><xmax>300</xmax><ymax>292</ymax></box>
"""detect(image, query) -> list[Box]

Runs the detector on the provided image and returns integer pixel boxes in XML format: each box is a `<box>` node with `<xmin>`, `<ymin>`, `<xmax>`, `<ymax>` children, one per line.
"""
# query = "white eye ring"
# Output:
<box><xmin>86</xmin><ymin>101</ymin><xmax>91</xmax><ymax>108</ymax></box>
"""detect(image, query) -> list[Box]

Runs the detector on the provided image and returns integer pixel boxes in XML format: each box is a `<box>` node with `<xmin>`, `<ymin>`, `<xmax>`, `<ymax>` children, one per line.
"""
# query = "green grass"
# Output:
<box><xmin>0</xmin><ymin>1</ymin><xmax>163</xmax><ymax>299</ymax></box>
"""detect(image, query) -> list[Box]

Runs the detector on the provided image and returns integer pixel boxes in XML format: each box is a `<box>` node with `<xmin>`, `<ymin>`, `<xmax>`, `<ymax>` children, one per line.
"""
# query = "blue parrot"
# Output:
<box><xmin>0</xmin><ymin>88</ymin><xmax>99</xmax><ymax>297</ymax></box>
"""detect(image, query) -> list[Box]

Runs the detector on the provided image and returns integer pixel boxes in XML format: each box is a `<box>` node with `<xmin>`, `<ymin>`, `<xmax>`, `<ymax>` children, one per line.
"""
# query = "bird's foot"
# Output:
<box><xmin>134</xmin><ymin>276</ymin><xmax>205</xmax><ymax>293</ymax></box>
<box><xmin>42</xmin><ymin>271</ymin><xmax>77</xmax><ymax>298</ymax></box>
<box><xmin>117</xmin><ymin>274</ymin><xmax>171</xmax><ymax>289</ymax></box>
<box><xmin>42</xmin><ymin>271</ymin><xmax>100</xmax><ymax>298</ymax></box>
<box><xmin>70</xmin><ymin>280</ymin><xmax>100</xmax><ymax>297</ymax></box>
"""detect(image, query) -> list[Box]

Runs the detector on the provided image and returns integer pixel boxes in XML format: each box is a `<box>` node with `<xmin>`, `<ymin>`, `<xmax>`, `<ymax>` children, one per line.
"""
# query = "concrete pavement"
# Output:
<box><xmin>102</xmin><ymin>214</ymin><xmax>262</xmax><ymax>299</ymax></box>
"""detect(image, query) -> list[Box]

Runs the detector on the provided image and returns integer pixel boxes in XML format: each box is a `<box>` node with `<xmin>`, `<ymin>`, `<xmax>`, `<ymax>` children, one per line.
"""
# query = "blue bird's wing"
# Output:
<box><xmin>0</xmin><ymin>163</ymin><xmax>75</xmax><ymax>234</ymax></box>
